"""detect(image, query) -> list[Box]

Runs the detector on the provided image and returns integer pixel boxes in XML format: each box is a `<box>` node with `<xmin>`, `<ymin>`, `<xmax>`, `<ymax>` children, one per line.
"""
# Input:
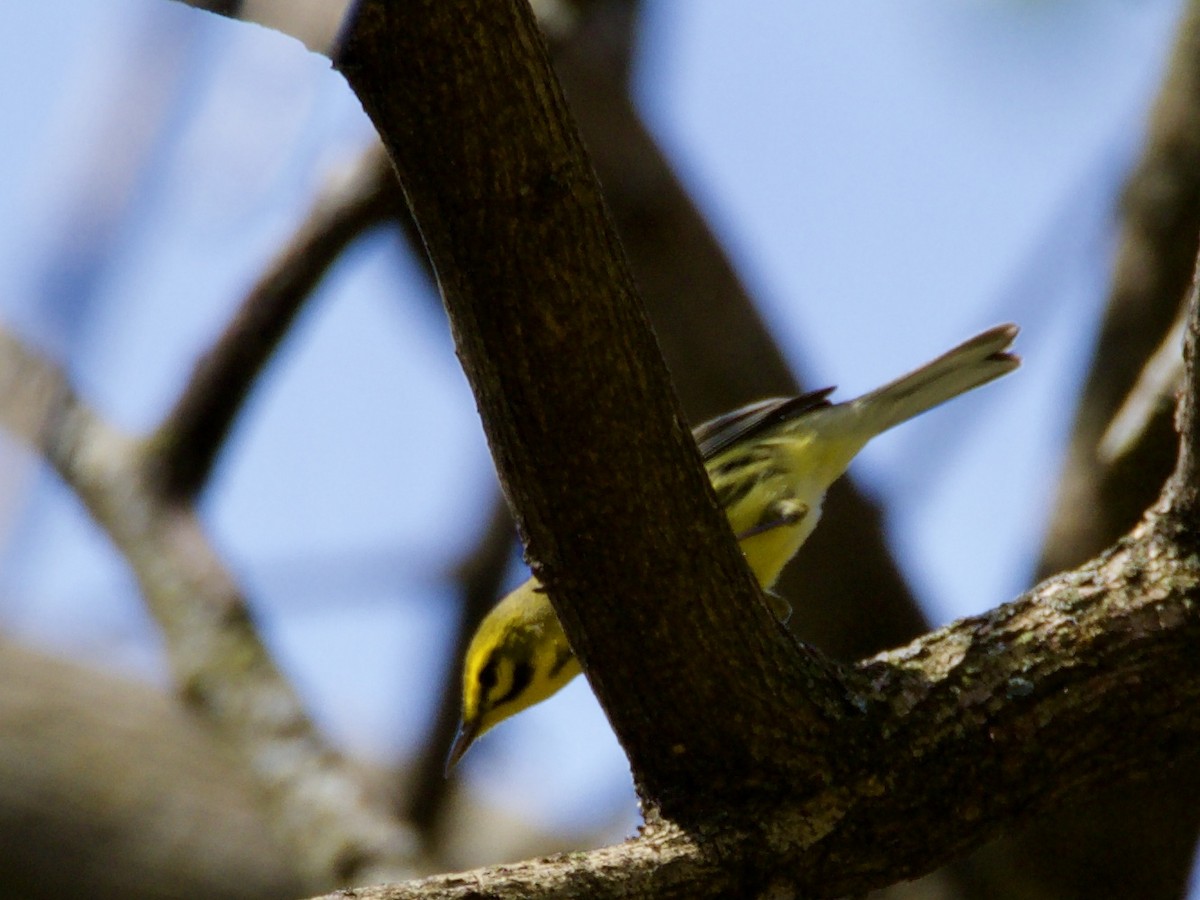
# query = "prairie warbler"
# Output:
<box><xmin>447</xmin><ymin>324</ymin><xmax>1019</xmax><ymax>770</ymax></box>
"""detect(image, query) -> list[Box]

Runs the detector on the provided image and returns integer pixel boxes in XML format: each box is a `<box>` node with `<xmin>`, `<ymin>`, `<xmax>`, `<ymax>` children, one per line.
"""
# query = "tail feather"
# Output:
<box><xmin>850</xmin><ymin>324</ymin><xmax>1020</xmax><ymax>435</ymax></box>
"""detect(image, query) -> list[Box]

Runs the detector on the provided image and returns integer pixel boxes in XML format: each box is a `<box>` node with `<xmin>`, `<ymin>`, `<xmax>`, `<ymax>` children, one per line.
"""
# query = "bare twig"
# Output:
<box><xmin>1099</xmin><ymin>302</ymin><xmax>1186</xmax><ymax>466</ymax></box>
<box><xmin>152</xmin><ymin>142</ymin><xmax>398</xmax><ymax>500</ymax></box>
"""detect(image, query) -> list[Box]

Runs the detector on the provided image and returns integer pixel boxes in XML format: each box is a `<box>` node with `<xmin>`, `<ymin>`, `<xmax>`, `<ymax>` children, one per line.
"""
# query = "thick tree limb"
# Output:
<box><xmin>400</xmin><ymin>0</ymin><xmax>926</xmax><ymax>844</ymax></box>
<box><xmin>388</xmin><ymin>0</ymin><xmax>927</xmax><ymax>835</ymax></box>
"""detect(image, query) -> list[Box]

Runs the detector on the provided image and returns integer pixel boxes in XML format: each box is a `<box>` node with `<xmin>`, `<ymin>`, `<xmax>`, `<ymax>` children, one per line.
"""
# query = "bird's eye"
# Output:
<box><xmin>478</xmin><ymin>659</ymin><xmax>499</xmax><ymax>691</ymax></box>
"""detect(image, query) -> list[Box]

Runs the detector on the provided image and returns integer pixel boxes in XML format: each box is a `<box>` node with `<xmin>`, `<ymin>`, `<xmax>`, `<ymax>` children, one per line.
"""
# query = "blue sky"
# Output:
<box><xmin>0</xmin><ymin>0</ymin><xmax>1187</xmax><ymax>854</ymax></box>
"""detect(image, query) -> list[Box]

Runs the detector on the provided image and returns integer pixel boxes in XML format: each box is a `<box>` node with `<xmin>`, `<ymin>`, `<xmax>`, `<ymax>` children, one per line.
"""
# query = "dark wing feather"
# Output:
<box><xmin>694</xmin><ymin>388</ymin><xmax>836</xmax><ymax>460</ymax></box>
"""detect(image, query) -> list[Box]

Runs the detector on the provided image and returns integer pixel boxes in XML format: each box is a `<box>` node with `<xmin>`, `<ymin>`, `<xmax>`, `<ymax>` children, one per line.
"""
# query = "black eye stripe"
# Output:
<box><xmin>493</xmin><ymin>661</ymin><xmax>533</xmax><ymax>708</ymax></box>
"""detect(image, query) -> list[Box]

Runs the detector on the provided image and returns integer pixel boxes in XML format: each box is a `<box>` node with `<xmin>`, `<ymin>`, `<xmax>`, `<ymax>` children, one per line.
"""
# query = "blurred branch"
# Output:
<box><xmin>0</xmin><ymin>328</ymin><xmax>419</xmax><ymax>890</ymax></box>
<box><xmin>1099</xmin><ymin>302</ymin><xmax>1186</xmax><ymax>466</ymax></box>
<box><xmin>0</xmin><ymin>330</ymin><xmax>74</xmax><ymax>453</ymax></box>
<box><xmin>152</xmin><ymin>142</ymin><xmax>398</xmax><ymax>499</ymax></box>
<box><xmin>0</xmin><ymin>638</ymin><xmax>304</xmax><ymax>900</ymax></box>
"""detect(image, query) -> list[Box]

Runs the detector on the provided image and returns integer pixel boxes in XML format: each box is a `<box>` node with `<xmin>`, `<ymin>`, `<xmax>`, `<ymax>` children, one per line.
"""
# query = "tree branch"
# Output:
<box><xmin>151</xmin><ymin>143</ymin><xmax>398</xmax><ymax>500</ymax></box>
<box><xmin>387</xmin><ymin>0</ymin><xmax>927</xmax><ymax>841</ymax></box>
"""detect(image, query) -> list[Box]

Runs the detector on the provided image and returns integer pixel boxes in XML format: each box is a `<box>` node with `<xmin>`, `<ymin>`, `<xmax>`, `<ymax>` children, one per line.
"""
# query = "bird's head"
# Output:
<box><xmin>446</xmin><ymin>579</ymin><xmax>581</xmax><ymax>771</ymax></box>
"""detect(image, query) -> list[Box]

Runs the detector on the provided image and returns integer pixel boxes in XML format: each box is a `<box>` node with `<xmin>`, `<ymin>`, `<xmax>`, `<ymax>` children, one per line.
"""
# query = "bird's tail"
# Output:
<box><xmin>849</xmin><ymin>324</ymin><xmax>1020</xmax><ymax>436</ymax></box>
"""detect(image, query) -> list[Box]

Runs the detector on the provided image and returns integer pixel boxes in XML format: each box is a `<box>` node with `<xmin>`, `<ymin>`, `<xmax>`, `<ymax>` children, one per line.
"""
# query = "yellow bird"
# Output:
<box><xmin>447</xmin><ymin>324</ymin><xmax>1019</xmax><ymax>770</ymax></box>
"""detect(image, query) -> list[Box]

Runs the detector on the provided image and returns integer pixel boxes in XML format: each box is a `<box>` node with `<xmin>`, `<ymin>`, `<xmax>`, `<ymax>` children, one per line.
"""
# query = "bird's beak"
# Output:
<box><xmin>445</xmin><ymin>717</ymin><xmax>481</xmax><ymax>775</ymax></box>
